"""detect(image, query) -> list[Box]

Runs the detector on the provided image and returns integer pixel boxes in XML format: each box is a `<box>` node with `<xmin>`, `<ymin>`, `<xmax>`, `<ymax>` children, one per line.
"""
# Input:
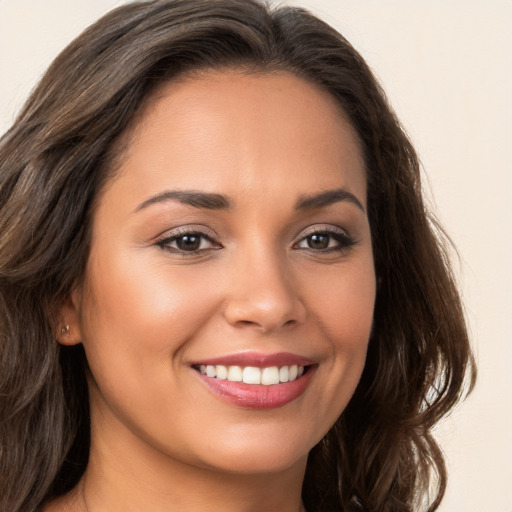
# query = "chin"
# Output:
<box><xmin>190</xmin><ymin>427</ymin><xmax>316</xmax><ymax>475</ymax></box>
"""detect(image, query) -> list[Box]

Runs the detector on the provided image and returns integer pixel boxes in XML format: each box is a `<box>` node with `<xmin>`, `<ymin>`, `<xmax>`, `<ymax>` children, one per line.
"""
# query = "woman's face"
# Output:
<box><xmin>69</xmin><ymin>70</ymin><xmax>376</xmax><ymax>475</ymax></box>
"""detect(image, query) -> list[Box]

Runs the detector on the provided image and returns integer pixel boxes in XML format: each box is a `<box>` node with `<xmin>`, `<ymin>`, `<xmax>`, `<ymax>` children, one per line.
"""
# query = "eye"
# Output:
<box><xmin>156</xmin><ymin>230</ymin><xmax>221</xmax><ymax>254</ymax></box>
<box><xmin>294</xmin><ymin>227</ymin><xmax>356</xmax><ymax>253</ymax></box>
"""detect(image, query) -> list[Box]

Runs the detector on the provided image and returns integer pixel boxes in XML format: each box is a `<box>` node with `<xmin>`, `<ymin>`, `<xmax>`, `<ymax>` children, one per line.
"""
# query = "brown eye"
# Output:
<box><xmin>175</xmin><ymin>235</ymin><xmax>202</xmax><ymax>251</ymax></box>
<box><xmin>295</xmin><ymin>228</ymin><xmax>356</xmax><ymax>253</ymax></box>
<box><xmin>307</xmin><ymin>234</ymin><xmax>330</xmax><ymax>250</ymax></box>
<box><xmin>157</xmin><ymin>230</ymin><xmax>220</xmax><ymax>254</ymax></box>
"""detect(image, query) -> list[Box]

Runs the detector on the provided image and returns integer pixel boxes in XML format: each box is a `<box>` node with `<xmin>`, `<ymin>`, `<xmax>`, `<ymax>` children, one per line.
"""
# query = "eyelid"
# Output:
<box><xmin>293</xmin><ymin>224</ymin><xmax>351</xmax><ymax>242</ymax></box>
<box><xmin>154</xmin><ymin>224</ymin><xmax>219</xmax><ymax>241</ymax></box>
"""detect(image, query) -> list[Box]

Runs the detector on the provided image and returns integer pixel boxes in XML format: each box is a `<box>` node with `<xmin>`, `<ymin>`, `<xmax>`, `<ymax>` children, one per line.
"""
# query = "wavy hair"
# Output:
<box><xmin>0</xmin><ymin>1</ymin><xmax>475</xmax><ymax>511</ymax></box>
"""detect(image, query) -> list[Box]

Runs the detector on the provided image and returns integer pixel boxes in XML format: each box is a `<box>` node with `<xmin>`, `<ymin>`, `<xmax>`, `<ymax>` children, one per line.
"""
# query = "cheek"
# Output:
<box><xmin>79</xmin><ymin>253</ymin><xmax>224</xmax><ymax>360</ymax></box>
<box><xmin>76</xmin><ymin>254</ymin><xmax>230</xmax><ymax>434</ymax></box>
<box><xmin>304</xmin><ymin>256</ymin><xmax>376</xmax><ymax>347</ymax></box>
<box><xmin>301</xmin><ymin>257</ymin><xmax>375</xmax><ymax>421</ymax></box>
<box><xmin>77</xmin><ymin>254</ymin><xmax>227</xmax><ymax>443</ymax></box>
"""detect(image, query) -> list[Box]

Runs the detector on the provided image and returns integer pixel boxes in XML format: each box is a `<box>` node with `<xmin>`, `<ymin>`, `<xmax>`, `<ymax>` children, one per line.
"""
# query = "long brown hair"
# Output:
<box><xmin>0</xmin><ymin>1</ymin><xmax>475</xmax><ymax>511</ymax></box>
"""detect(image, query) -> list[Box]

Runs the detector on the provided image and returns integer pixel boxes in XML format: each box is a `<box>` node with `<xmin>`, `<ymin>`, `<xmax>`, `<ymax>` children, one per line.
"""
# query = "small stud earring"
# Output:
<box><xmin>60</xmin><ymin>325</ymin><xmax>70</xmax><ymax>336</ymax></box>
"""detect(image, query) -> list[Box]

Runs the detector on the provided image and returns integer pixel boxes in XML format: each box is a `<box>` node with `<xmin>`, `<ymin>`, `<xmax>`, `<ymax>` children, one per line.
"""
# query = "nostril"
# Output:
<box><xmin>233</xmin><ymin>318</ymin><xmax>298</xmax><ymax>332</ymax></box>
<box><xmin>232</xmin><ymin>319</ymin><xmax>264</xmax><ymax>329</ymax></box>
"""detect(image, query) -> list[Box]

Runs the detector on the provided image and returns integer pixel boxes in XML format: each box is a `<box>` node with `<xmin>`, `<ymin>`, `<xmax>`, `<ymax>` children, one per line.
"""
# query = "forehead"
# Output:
<box><xmin>102</xmin><ymin>69</ymin><xmax>366</xmax><ymax>211</ymax></box>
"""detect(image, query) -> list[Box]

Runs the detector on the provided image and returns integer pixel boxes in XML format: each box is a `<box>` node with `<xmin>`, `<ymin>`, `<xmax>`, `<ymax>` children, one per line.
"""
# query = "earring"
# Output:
<box><xmin>60</xmin><ymin>325</ymin><xmax>70</xmax><ymax>336</ymax></box>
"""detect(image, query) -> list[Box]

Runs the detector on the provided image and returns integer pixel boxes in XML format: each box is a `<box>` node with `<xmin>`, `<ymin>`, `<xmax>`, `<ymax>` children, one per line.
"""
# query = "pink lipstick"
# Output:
<box><xmin>191</xmin><ymin>352</ymin><xmax>316</xmax><ymax>409</ymax></box>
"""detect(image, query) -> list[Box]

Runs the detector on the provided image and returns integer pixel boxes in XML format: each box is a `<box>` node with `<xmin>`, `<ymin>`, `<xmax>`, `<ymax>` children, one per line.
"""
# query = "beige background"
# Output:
<box><xmin>1</xmin><ymin>1</ymin><xmax>511</xmax><ymax>510</ymax></box>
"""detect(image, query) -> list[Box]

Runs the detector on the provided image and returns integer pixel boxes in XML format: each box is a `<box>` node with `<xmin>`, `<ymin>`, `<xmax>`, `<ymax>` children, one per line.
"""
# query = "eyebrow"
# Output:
<box><xmin>295</xmin><ymin>188</ymin><xmax>365</xmax><ymax>213</ymax></box>
<box><xmin>134</xmin><ymin>190</ymin><xmax>233</xmax><ymax>212</ymax></box>
<box><xmin>134</xmin><ymin>187</ymin><xmax>365</xmax><ymax>214</ymax></box>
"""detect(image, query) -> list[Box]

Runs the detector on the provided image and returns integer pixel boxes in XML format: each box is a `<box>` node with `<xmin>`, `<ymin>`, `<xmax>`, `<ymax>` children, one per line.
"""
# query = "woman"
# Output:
<box><xmin>0</xmin><ymin>1</ymin><xmax>475</xmax><ymax>511</ymax></box>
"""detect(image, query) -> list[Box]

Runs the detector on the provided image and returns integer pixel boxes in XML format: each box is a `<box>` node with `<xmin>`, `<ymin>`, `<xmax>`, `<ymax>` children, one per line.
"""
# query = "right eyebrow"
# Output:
<box><xmin>295</xmin><ymin>188</ymin><xmax>365</xmax><ymax>213</ymax></box>
<box><xmin>133</xmin><ymin>190</ymin><xmax>233</xmax><ymax>213</ymax></box>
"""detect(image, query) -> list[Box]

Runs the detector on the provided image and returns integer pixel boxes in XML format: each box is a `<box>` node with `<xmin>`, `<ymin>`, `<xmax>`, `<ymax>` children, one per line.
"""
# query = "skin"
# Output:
<box><xmin>51</xmin><ymin>70</ymin><xmax>376</xmax><ymax>512</ymax></box>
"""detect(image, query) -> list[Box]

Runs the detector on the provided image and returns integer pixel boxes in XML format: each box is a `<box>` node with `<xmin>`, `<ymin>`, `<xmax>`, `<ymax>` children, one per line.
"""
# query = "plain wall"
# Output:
<box><xmin>1</xmin><ymin>1</ymin><xmax>511</xmax><ymax>510</ymax></box>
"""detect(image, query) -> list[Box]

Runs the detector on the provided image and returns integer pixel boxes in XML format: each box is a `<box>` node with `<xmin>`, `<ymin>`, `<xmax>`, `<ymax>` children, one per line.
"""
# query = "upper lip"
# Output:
<box><xmin>191</xmin><ymin>351</ymin><xmax>315</xmax><ymax>368</ymax></box>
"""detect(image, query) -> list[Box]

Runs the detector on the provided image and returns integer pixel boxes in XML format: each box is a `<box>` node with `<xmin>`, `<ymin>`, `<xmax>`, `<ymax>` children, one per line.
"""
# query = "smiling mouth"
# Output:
<box><xmin>191</xmin><ymin>352</ymin><xmax>316</xmax><ymax>409</ymax></box>
<box><xmin>194</xmin><ymin>364</ymin><xmax>307</xmax><ymax>385</ymax></box>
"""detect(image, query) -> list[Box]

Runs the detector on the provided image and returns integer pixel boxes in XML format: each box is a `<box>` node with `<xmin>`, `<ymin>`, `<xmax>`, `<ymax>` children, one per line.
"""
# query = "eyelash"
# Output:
<box><xmin>155</xmin><ymin>226</ymin><xmax>356</xmax><ymax>256</ymax></box>
<box><xmin>156</xmin><ymin>228</ymin><xmax>221</xmax><ymax>255</ymax></box>
<box><xmin>293</xmin><ymin>227</ymin><xmax>357</xmax><ymax>253</ymax></box>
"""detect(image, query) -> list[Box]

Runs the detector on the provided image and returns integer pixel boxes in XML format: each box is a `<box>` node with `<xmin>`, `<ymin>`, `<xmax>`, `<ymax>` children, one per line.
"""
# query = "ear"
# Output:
<box><xmin>55</xmin><ymin>288</ymin><xmax>83</xmax><ymax>346</ymax></box>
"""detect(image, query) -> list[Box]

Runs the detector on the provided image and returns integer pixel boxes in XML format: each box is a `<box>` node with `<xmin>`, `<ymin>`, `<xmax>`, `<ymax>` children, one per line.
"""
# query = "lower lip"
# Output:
<box><xmin>195</xmin><ymin>367</ymin><xmax>316</xmax><ymax>410</ymax></box>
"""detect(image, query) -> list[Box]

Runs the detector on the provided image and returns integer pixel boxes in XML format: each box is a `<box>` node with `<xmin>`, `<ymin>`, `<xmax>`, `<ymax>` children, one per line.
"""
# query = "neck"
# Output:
<box><xmin>81</xmin><ymin>454</ymin><xmax>307</xmax><ymax>512</ymax></box>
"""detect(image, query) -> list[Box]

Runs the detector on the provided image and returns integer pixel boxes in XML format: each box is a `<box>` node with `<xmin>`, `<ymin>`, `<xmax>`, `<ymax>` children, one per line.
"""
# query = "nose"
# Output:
<box><xmin>223</xmin><ymin>251</ymin><xmax>307</xmax><ymax>333</ymax></box>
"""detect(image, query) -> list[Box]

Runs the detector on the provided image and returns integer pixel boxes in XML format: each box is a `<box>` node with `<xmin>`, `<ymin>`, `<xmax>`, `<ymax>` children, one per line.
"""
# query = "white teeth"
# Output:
<box><xmin>262</xmin><ymin>366</ymin><xmax>280</xmax><ymax>385</ymax></box>
<box><xmin>227</xmin><ymin>365</ymin><xmax>243</xmax><ymax>382</ymax></box>
<box><xmin>243</xmin><ymin>367</ymin><xmax>261</xmax><ymax>384</ymax></box>
<box><xmin>216</xmin><ymin>365</ymin><xmax>228</xmax><ymax>380</ymax></box>
<box><xmin>198</xmin><ymin>364</ymin><xmax>306</xmax><ymax>385</ymax></box>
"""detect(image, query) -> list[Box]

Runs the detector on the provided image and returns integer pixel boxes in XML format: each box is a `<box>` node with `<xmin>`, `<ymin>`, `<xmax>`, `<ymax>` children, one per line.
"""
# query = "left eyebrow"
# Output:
<box><xmin>295</xmin><ymin>188</ymin><xmax>365</xmax><ymax>213</ymax></box>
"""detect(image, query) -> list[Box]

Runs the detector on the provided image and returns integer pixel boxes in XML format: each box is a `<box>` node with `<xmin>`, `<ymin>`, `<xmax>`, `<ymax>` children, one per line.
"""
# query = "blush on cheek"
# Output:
<box><xmin>316</xmin><ymin>291</ymin><xmax>375</xmax><ymax>349</ymax></box>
